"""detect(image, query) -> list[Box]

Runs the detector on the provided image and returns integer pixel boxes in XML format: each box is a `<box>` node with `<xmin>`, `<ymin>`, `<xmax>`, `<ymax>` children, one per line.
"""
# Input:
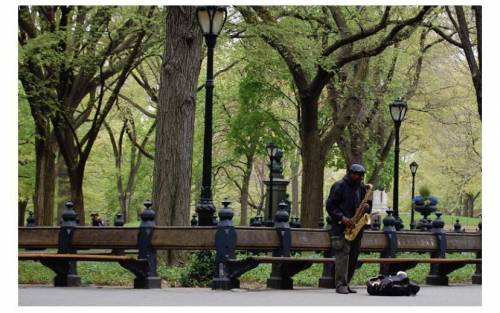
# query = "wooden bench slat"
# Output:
<box><xmin>18</xmin><ymin>253</ymin><xmax>142</xmax><ymax>262</ymax></box>
<box><xmin>234</xmin><ymin>256</ymin><xmax>481</xmax><ymax>264</ymax></box>
<box><xmin>18</xmin><ymin>227</ymin><xmax>482</xmax><ymax>252</ymax></box>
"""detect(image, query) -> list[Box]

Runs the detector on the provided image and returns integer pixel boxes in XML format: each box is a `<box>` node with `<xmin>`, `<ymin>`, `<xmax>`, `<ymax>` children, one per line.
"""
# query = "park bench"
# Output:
<box><xmin>209</xmin><ymin>202</ymin><xmax>482</xmax><ymax>289</ymax></box>
<box><xmin>18</xmin><ymin>200</ymin><xmax>482</xmax><ymax>290</ymax></box>
<box><xmin>18</xmin><ymin>253</ymin><xmax>158</xmax><ymax>288</ymax></box>
<box><xmin>18</xmin><ymin>201</ymin><xmax>161</xmax><ymax>288</ymax></box>
<box><xmin>223</xmin><ymin>256</ymin><xmax>481</xmax><ymax>289</ymax></box>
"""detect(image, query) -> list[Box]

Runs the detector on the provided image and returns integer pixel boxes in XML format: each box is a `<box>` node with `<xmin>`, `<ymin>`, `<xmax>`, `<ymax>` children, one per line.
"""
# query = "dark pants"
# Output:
<box><xmin>331</xmin><ymin>232</ymin><xmax>363</xmax><ymax>288</ymax></box>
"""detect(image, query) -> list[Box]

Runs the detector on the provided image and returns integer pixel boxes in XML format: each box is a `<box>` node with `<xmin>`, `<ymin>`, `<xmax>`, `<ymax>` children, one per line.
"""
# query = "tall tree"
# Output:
<box><xmin>238</xmin><ymin>6</ymin><xmax>431</xmax><ymax>227</ymax></box>
<box><xmin>333</xmin><ymin>28</ymin><xmax>440</xmax><ymax>188</ymax></box>
<box><xmin>152</xmin><ymin>6</ymin><xmax>202</xmax><ymax>264</ymax></box>
<box><xmin>217</xmin><ymin>65</ymin><xmax>294</xmax><ymax>225</ymax></box>
<box><xmin>426</xmin><ymin>6</ymin><xmax>481</xmax><ymax>120</ymax></box>
<box><xmin>19</xmin><ymin>6</ymin><xmax>157</xmax><ymax>223</ymax></box>
<box><xmin>104</xmin><ymin>106</ymin><xmax>156</xmax><ymax>223</ymax></box>
<box><xmin>18</xmin><ymin>85</ymin><xmax>36</xmax><ymax>225</ymax></box>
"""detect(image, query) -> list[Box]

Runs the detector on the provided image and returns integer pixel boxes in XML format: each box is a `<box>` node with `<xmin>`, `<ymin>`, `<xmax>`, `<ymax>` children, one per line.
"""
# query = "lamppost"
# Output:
<box><xmin>195</xmin><ymin>6</ymin><xmax>228</xmax><ymax>226</ymax></box>
<box><xmin>409</xmin><ymin>161</ymin><xmax>419</xmax><ymax>230</ymax></box>
<box><xmin>389</xmin><ymin>97</ymin><xmax>408</xmax><ymax>230</ymax></box>
<box><xmin>266</xmin><ymin>143</ymin><xmax>279</xmax><ymax>227</ymax></box>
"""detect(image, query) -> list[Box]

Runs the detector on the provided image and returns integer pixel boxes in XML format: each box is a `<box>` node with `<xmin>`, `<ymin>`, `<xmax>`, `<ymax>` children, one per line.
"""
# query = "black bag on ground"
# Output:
<box><xmin>366</xmin><ymin>272</ymin><xmax>420</xmax><ymax>296</ymax></box>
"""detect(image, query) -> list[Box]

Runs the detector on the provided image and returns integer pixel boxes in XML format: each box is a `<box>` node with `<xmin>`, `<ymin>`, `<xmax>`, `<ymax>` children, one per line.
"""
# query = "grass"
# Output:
<box><xmin>19</xmin><ymin>251</ymin><xmax>478</xmax><ymax>287</ymax></box>
<box><xmin>237</xmin><ymin>251</ymin><xmax>477</xmax><ymax>286</ymax></box>
<box><xmin>125</xmin><ymin>211</ymin><xmax>479</xmax><ymax>229</ymax></box>
<box><xmin>226</xmin><ymin>213</ymin><xmax>480</xmax><ymax>229</ymax></box>
<box><xmin>396</xmin><ymin>212</ymin><xmax>480</xmax><ymax>229</ymax></box>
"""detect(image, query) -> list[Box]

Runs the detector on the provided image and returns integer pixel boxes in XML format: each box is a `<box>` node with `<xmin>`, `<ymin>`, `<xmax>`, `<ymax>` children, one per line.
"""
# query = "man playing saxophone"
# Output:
<box><xmin>326</xmin><ymin>164</ymin><xmax>372</xmax><ymax>294</ymax></box>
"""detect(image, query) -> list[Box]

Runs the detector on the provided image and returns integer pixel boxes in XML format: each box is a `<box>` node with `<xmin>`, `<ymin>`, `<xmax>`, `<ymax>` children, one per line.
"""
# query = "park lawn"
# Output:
<box><xmin>229</xmin><ymin>213</ymin><xmax>480</xmax><ymax>229</ymax></box>
<box><xmin>18</xmin><ymin>251</ymin><xmax>477</xmax><ymax>287</ymax></box>
<box><xmin>125</xmin><ymin>213</ymin><xmax>479</xmax><ymax>229</ymax></box>
<box><xmin>395</xmin><ymin>212</ymin><xmax>480</xmax><ymax>229</ymax></box>
<box><xmin>237</xmin><ymin>251</ymin><xmax>477</xmax><ymax>286</ymax></box>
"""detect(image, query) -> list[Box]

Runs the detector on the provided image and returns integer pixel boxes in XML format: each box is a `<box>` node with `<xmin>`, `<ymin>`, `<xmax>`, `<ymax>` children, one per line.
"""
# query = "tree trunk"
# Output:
<box><xmin>33</xmin><ymin>132</ymin><xmax>57</xmax><ymax>226</ymax></box>
<box><xmin>300</xmin><ymin>99</ymin><xmax>325</xmax><ymax>228</ymax></box>
<box><xmin>290</xmin><ymin>157</ymin><xmax>300</xmax><ymax>217</ymax></box>
<box><xmin>153</xmin><ymin>6</ymin><xmax>202</xmax><ymax>265</ymax></box>
<box><xmin>239</xmin><ymin>154</ymin><xmax>254</xmax><ymax>226</ymax></box>
<box><xmin>68</xmin><ymin>169</ymin><xmax>85</xmax><ymax>225</ymax></box>
<box><xmin>18</xmin><ymin>199</ymin><xmax>28</xmax><ymax>226</ymax></box>
<box><xmin>55</xmin><ymin>152</ymin><xmax>71</xmax><ymax>223</ymax></box>
<box><xmin>462</xmin><ymin>192</ymin><xmax>480</xmax><ymax>217</ymax></box>
<box><xmin>368</xmin><ymin>130</ymin><xmax>395</xmax><ymax>188</ymax></box>
<box><xmin>454</xmin><ymin>6</ymin><xmax>482</xmax><ymax>121</ymax></box>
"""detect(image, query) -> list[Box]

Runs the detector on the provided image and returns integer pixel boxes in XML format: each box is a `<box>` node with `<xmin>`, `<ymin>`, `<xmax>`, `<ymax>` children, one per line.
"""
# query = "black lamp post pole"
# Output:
<box><xmin>267</xmin><ymin>157</ymin><xmax>274</xmax><ymax>227</ymax></box>
<box><xmin>393</xmin><ymin>121</ymin><xmax>401</xmax><ymax>222</ymax></box>
<box><xmin>197</xmin><ymin>34</ymin><xmax>217</xmax><ymax>226</ymax></box>
<box><xmin>410</xmin><ymin>171</ymin><xmax>416</xmax><ymax>229</ymax></box>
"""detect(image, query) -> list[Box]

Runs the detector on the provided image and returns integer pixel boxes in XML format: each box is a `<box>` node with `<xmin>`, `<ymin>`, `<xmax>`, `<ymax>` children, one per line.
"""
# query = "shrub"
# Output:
<box><xmin>179</xmin><ymin>251</ymin><xmax>216</xmax><ymax>287</ymax></box>
<box><xmin>418</xmin><ymin>185</ymin><xmax>431</xmax><ymax>197</ymax></box>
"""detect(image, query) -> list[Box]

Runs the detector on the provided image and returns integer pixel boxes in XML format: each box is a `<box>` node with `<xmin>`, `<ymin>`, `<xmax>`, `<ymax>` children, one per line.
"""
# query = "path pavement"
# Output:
<box><xmin>19</xmin><ymin>284</ymin><xmax>481</xmax><ymax>306</ymax></box>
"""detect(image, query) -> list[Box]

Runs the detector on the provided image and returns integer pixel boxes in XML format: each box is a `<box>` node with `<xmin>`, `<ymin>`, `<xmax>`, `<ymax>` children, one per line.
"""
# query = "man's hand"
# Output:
<box><xmin>342</xmin><ymin>216</ymin><xmax>355</xmax><ymax>228</ymax></box>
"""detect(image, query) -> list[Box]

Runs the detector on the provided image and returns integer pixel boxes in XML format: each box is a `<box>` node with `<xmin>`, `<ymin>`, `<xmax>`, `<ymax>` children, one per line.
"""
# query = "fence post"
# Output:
<box><xmin>26</xmin><ymin>211</ymin><xmax>35</xmax><ymax>227</ymax></box>
<box><xmin>54</xmin><ymin>201</ymin><xmax>81</xmax><ymax>287</ymax></box>
<box><xmin>266</xmin><ymin>200</ymin><xmax>312</xmax><ymax>289</ymax></box>
<box><xmin>212</xmin><ymin>198</ymin><xmax>237</xmax><ymax>290</ymax></box>
<box><xmin>319</xmin><ymin>215</ymin><xmax>335</xmax><ymax>288</ymax></box>
<box><xmin>426</xmin><ymin>211</ymin><xmax>448</xmax><ymax>285</ymax></box>
<box><xmin>472</xmin><ymin>220</ymin><xmax>482</xmax><ymax>284</ymax></box>
<box><xmin>112</xmin><ymin>212</ymin><xmax>125</xmax><ymax>255</ymax></box>
<box><xmin>266</xmin><ymin>200</ymin><xmax>292</xmax><ymax>289</ymax></box>
<box><xmin>190</xmin><ymin>214</ymin><xmax>198</xmax><ymax>226</ymax></box>
<box><xmin>135</xmin><ymin>200</ymin><xmax>161</xmax><ymax>289</ymax></box>
<box><xmin>380</xmin><ymin>208</ymin><xmax>398</xmax><ymax>275</ymax></box>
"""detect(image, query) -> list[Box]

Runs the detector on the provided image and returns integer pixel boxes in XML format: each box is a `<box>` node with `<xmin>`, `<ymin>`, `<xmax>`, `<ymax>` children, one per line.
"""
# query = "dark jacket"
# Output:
<box><xmin>326</xmin><ymin>175</ymin><xmax>372</xmax><ymax>236</ymax></box>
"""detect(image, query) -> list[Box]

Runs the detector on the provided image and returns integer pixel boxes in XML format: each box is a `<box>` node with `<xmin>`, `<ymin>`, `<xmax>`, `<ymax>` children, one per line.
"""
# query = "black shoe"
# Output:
<box><xmin>336</xmin><ymin>286</ymin><xmax>349</xmax><ymax>294</ymax></box>
<box><xmin>347</xmin><ymin>286</ymin><xmax>357</xmax><ymax>293</ymax></box>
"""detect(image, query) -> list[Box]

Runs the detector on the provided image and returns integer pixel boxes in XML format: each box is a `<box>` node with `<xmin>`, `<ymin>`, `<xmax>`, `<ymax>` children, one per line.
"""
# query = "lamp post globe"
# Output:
<box><xmin>195</xmin><ymin>6</ymin><xmax>227</xmax><ymax>226</ymax></box>
<box><xmin>196</xmin><ymin>6</ymin><xmax>227</xmax><ymax>37</ymax></box>
<box><xmin>389</xmin><ymin>97</ymin><xmax>408</xmax><ymax>230</ymax></box>
<box><xmin>409</xmin><ymin>161</ymin><xmax>419</xmax><ymax>230</ymax></box>
<box><xmin>389</xmin><ymin>96</ymin><xmax>408</xmax><ymax>125</ymax></box>
<box><xmin>410</xmin><ymin>161</ymin><xmax>418</xmax><ymax>175</ymax></box>
<box><xmin>266</xmin><ymin>142</ymin><xmax>278</xmax><ymax>159</ymax></box>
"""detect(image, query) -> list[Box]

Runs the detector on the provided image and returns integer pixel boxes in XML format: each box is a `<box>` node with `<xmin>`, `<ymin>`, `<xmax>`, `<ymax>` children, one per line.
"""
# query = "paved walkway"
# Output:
<box><xmin>19</xmin><ymin>284</ymin><xmax>481</xmax><ymax>306</ymax></box>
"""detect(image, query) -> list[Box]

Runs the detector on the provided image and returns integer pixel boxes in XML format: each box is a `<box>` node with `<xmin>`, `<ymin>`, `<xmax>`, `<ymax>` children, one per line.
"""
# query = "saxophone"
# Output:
<box><xmin>344</xmin><ymin>184</ymin><xmax>374</xmax><ymax>241</ymax></box>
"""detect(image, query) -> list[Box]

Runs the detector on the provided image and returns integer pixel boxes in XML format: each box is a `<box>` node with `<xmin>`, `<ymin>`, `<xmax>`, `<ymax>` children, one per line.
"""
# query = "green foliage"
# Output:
<box><xmin>227</xmin><ymin>66</ymin><xmax>293</xmax><ymax>158</ymax></box>
<box><xmin>18</xmin><ymin>5</ymin><xmax>480</xmax><ymax>228</ymax></box>
<box><xmin>18</xmin><ymin>84</ymin><xmax>36</xmax><ymax>208</ymax></box>
<box><xmin>179</xmin><ymin>251</ymin><xmax>216</xmax><ymax>287</ymax></box>
<box><xmin>418</xmin><ymin>185</ymin><xmax>431</xmax><ymax>197</ymax></box>
<box><xmin>365</xmin><ymin>145</ymin><xmax>395</xmax><ymax>191</ymax></box>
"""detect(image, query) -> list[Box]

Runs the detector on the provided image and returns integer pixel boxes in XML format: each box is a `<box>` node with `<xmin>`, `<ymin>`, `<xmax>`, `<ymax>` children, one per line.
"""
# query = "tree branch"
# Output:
<box><xmin>335</xmin><ymin>6</ymin><xmax>432</xmax><ymax>68</ymax></box>
<box><xmin>322</xmin><ymin>6</ymin><xmax>391</xmax><ymax>57</ymax></box>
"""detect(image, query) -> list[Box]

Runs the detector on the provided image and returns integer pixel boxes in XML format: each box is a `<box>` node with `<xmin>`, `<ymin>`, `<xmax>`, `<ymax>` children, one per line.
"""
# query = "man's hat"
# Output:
<box><xmin>349</xmin><ymin>164</ymin><xmax>366</xmax><ymax>174</ymax></box>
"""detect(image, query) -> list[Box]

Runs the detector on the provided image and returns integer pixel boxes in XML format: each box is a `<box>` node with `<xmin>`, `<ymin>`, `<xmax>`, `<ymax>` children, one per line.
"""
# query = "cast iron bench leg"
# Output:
<box><xmin>472</xmin><ymin>251</ymin><xmax>482</xmax><ymax>284</ymax></box>
<box><xmin>426</xmin><ymin>262</ymin><xmax>469</xmax><ymax>286</ymax></box>
<box><xmin>39</xmin><ymin>259</ymin><xmax>81</xmax><ymax>287</ymax></box>
<box><xmin>219</xmin><ymin>258</ymin><xmax>261</xmax><ymax>289</ymax></box>
<box><xmin>266</xmin><ymin>261</ymin><xmax>313</xmax><ymax>290</ymax></box>
<box><xmin>119</xmin><ymin>258</ymin><xmax>161</xmax><ymax>289</ymax></box>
